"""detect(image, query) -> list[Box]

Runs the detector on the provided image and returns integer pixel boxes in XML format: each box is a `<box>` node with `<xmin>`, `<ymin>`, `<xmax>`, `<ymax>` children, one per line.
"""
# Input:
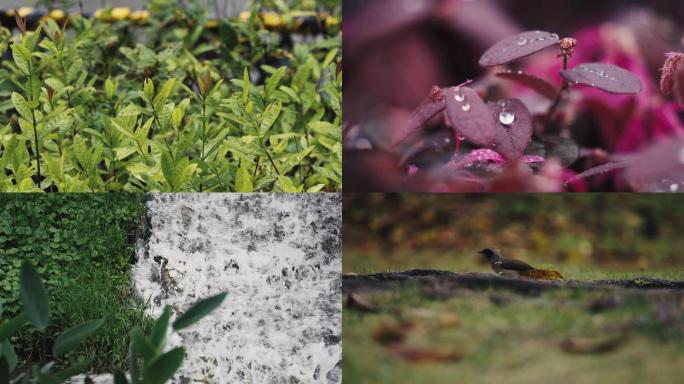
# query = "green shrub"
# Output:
<box><xmin>0</xmin><ymin>194</ymin><xmax>148</xmax><ymax>372</ymax></box>
<box><xmin>1</xmin><ymin>261</ymin><xmax>227</xmax><ymax>383</ymax></box>
<box><xmin>0</xmin><ymin>1</ymin><xmax>341</xmax><ymax>192</ymax></box>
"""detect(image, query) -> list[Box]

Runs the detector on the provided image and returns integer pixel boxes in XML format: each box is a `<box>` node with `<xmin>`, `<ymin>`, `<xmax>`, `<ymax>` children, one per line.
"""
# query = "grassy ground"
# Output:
<box><xmin>0</xmin><ymin>194</ymin><xmax>152</xmax><ymax>373</ymax></box>
<box><xmin>343</xmin><ymin>285</ymin><xmax>684</xmax><ymax>384</ymax></box>
<box><xmin>343</xmin><ymin>249</ymin><xmax>684</xmax><ymax>384</ymax></box>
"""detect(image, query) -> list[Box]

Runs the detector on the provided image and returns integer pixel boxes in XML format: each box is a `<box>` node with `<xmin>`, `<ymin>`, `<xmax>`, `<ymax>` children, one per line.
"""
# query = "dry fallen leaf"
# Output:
<box><xmin>561</xmin><ymin>335</ymin><xmax>625</xmax><ymax>354</ymax></box>
<box><xmin>386</xmin><ymin>344</ymin><xmax>462</xmax><ymax>363</ymax></box>
<box><xmin>346</xmin><ymin>293</ymin><xmax>378</xmax><ymax>313</ymax></box>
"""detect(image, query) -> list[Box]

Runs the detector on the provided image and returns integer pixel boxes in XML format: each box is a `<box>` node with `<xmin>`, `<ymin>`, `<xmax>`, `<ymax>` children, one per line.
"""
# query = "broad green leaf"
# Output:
<box><xmin>150</xmin><ymin>306</ymin><xmax>171</xmax><ymax>349</ymax></box>
<box><xmin>259</xmin><ymin>101</ymin><xmax>282</xmax><ymax>137</ymax></box>
<box><xmin>11</xmin><ymin>44</ymin><xmax>31</xmax><ymax>75</ymax></box>
<box><xmin>142</xmin><ymin>347</ymin><xmax>184</xmax><ymax>384</ymax></box>
<box><xmin>130</xmin><ymin>326</ymin><xmax>157</xmax><ymax>360</ymax></box>
<box><xmin>0</xmin><ymin>356</ymin><xmax>9</xmax><ymax>383</ymax></box>
<box><xmin>322</xmin><ymin>48</ymin><xmax>338</xmax><ymax>68</ymax></box>
<box><xmin>128</xmin><ymin>341</ymin><xmax>140</xmax><ymax>384</ymax></box>
<box><xmin>277</xmin><ymin>175</ymin><xmax>298</xmax><ymax>193</ymax></box>
<box><xmin>53</xmin><ymin>319</ymin><xmax>104</xmax><ymax>356</ymax></box>
<box><xmin>223</xmin><ymin>137</ymin><xmax>266</xmax><ymax>157</ymax></box>
<box><xmin>53</xmin><ymin>357</ymin><xmax>92</xmax><ymax>381</ymax></box>
<box><xmin>235</xmin><ymin>165</ymin><xmax>253</xmax><ymax>193</ymax></box>
<box><xmin>34</xmin><ymin>370</ymin><xmax>61</xmax><ymax>384</ymax></box>
<box><xmin>115</xmin><ymin>146</ymin><xmax>138</xmax><ymax>161</ymax></box>
<box><xmin>172</xmin><ymin>292</ymin><xmax>227</xmax><ymax>330</ymax></box>
<box><xmin>143</xmin><ymin>78</ymin><xmax>154</xmax><ymax>103</ymax></box>
<box><xmin>11</xmin><ymin>92</ymin><xmax>32</xmax><ymax>121</ymax></box>
<box><xmin>0</xmin><ymin>312</ymin><xmax>28</xmax><ymax>340</ymax></box>
<box><xmin>105</xmin><ymin>78</ymin><xmax>116</xmax><ymax>99</ymax></box>
<box><xmin>114</xmin><ymin>370</ymin><xmax>129</xmax><ymax>384</ymax></box>
<box><xmin>20</xmin><ymin>261</ymin><xmax>49</xmax><ymax>329</ymax></box>
<box><xmin>161</xmin><ymin>152</ymin><xmax>176</xmax><ymax>190</ymax></box>
<box><xmin>265</xmin><ymin>66</ymin><xmax>286</xmax><ymax>99</ymax></box>
<box><xmin>153</xmin><ymin>78</ymin><xmax>176</xmax><ymax>112</ymax></box>
<box><xmin>0</xmin><ymin>340</ymin><xmax>17</xmax><ymax>371</ymax></box>
<box><xmin>306</xmin><ymin>184</ymin><xmax>326</xmax><ymax>192</ymax></box>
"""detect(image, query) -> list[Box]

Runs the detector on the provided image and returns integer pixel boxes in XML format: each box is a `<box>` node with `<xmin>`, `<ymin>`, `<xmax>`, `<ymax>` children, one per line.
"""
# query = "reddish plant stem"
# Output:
<box><xmin>545</xmin><ymin>54</ymin><xmax>569</xmax><ymax>126</ymax></box>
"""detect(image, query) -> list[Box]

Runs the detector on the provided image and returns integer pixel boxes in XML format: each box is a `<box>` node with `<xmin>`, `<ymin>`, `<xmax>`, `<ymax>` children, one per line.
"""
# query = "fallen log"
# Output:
<box><xmin>343</xmin><ymin>269</ymin><xmax>684</xmax><ymax>297</ymax></box>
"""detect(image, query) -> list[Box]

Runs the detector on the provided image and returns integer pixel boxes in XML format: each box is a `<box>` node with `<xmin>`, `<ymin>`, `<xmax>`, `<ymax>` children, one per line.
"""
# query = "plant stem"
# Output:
<box><xmin>545</xmin><ymin>54</ymin><xmax>570</xmax><ymax>127</ymax></box>
<box><xmin>260</xmin><ymin>140</ymin><xmax>280</xmax><ymax>175</ymax></box>
<box><xmin>31</xmin><ymin>108</ymin><xmax>41</xmax><ymax>182</ymax></box>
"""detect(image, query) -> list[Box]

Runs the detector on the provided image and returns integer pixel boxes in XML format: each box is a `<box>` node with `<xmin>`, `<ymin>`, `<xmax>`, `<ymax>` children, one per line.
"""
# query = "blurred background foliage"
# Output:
<box><xmin>344</xmin><ymin>194</ymin><xmax>684</xmax><ymax>274</ymax></box>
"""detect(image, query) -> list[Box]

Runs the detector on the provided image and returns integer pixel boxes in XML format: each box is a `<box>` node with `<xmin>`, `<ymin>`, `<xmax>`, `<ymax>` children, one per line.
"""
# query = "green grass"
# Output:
<box><xmin>0</xmin><ymin>194</ymin><xmax>151</xmax><ymax>373</ymax></box>
<box><xmin>343</xmin><ymin>287</ymin><xmax>684</xmax><ymax>384</ymax></box>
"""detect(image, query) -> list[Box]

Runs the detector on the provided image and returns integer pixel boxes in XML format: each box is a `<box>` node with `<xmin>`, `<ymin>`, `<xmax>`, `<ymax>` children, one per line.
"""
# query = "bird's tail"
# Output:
<box><xmin>519</xmin><ymin>269</ymin><xmax>564</xmax><ymax>280</ymax></box>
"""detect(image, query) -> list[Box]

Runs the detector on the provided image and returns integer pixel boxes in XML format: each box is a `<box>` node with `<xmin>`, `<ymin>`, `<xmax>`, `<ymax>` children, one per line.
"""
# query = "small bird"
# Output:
<box><xmin>478</xmin><ymin>248</ymin><xmax>563</xmax><ymax>280</ymax></box>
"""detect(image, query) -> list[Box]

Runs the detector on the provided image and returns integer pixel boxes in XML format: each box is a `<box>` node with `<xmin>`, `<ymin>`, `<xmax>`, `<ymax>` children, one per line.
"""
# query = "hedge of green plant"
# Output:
<box><xmin>0</xmin><ymin>0</ymin><xmax>341</xmax><ymax>192</ymax></box>
<box><xmin>0</xmin><ymin>193</ymin><xmax>150</xmax><ymax>373</ymax></box>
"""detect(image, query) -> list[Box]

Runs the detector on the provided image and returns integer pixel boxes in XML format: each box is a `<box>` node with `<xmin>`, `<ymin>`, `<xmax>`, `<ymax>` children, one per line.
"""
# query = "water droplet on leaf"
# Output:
<box><xmin>670</xmin><ymin>183</ymin><xmax>679</xmax><ymax>192</ymax></box>
<box><xmin>499</xmin><ymin>111</ymin><xmax>515</xmax><ymax>125</ymax></box>
<box><xmin>516</xmin><ymin>37</ymin><xmax>527</xmax><ymax>45</ymax></box>
<box><xmin>462</xmin><ymin>104</ymin><xmax>471</xmax><ymax>111</ymax></box>
<box><xmin>454</xmin><ymin>93</ymin><xmax>465</xmax><ymax>102</ymax></box>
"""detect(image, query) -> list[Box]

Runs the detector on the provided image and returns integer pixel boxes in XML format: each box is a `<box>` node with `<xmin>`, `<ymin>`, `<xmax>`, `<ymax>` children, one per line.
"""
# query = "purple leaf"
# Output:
<box><xmin>495</xmin><ymin>71</ymin><xmax>558</xmax><ymax>100</ymax></box>
<box><xmin>487</xmin><ymin>98</ymin><xmax>534</xmax><ymax>160</ymax></box>
<box><xmin>560</xmin><ymin>63</ymin><xmax>643</xmax><ymax>94</ymax></box>
<box><xmin>394</xmin><ymin>86</ymin><xmax>446</xmax><ymax>147</ymax></box>
<box><xmin>451</xmin><ymin>150</ymin><xmax>544</xmax><ymax>169</ymax></box>
<box><xmin>622</xmin><ymin>138</ymin><xmax>684</xmax><ymax>192</ymax></box>
<box><xmin>479</xmin><ymin>31</ymin><xmax>561</xmax><ymax>67</ymax></box>
<box><xmin>566</xmin><ymin>161</ymin><xmax>631</xmax><ymax>183</ymax></box>
<box><xmin>445</xmin><ymin>86</ymin><xmax>496</xmax><ymax>147</ymax></box>
<box><xmin>452</xmin><ymin>148</ymin><xmax>506</xmax><ymax>168</ymax></box>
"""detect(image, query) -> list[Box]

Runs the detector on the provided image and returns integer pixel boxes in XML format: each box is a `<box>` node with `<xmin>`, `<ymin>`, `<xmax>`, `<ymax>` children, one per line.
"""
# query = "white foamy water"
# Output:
<box><xmin>132</xmin><ymin>193</ymin><xmax>342</xmax><ymax>384</ymax></box>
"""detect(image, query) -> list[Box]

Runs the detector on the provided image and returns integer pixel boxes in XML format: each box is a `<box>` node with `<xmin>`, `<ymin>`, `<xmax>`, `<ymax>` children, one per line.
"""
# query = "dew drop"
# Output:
<box><xmin>499</xmin><ymin>111</ymin><xmax>515</xmax><ymax>125</ymax></box>
<box><xmin>458</xmin><ymin>135</ymin><xmax>465</xmax><ymax>141</ymax></box>
<box><xmin>551</xmin><ymin>33</ymin><xmax>559</xmax><ymax>40</ymax></box>
<box><xmin>516</xmin><ymin>37</ymin><xmax>527</xmax><ymax>46</ymax></box>
<box><xmin>454</xmin><ymin>93</ymin><xmax>465</xmax><ymax>102</ymax></box>
<box><xmin>462</xmin><ymin>104</ymin><xmax>471</xmax><ymax>111</ymax></box>
<box><xmin>670</xmin><ymin>183</ymin><xmax>679</xmax><ymax>192</ymax></box>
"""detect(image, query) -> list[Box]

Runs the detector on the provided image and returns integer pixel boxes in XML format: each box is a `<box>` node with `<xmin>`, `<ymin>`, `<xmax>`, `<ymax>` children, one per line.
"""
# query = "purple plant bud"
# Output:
<box><xmin>487</xmin><ymin>98</ymin><xmax>534</xmax><ymax>160</ymax></box>
<box><xmin>445</xmin><ymin>86</ymin><xmax>496</xmax><ymax>147</ymax></box>
<box><xmin>560</xmin><ymin>63</ymin><xmax>643</xmax><ymax>94</ymax></box>
<box><xmin>479</xmin><ymin>31</ymin><xmax>561</xmax><ymax>67</ymax></box>
<box><xmin>495</xmin><ymin>71</ymin><xmax>558</xmax><ymax>100</ymax></box>
<box><xmin>660</xmin><ymin>52</ymin><xmax>684</xmax><ymax>107</ymax></box>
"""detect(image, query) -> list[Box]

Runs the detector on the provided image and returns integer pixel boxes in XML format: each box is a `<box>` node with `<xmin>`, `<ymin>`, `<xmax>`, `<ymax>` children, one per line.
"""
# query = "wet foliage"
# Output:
<box><xmin>343</xmin><ymin>0</ymin><xmax>684</xmax><ymax>192</ymax></box>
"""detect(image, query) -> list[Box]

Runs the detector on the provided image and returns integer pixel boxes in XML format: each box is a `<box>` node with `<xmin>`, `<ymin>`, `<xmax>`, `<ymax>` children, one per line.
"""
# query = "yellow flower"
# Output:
<box><xmin>262</xmin><ymin>12</ymin><xmax>281</xmax><ymax>28</ymax></box>
<box><xmin>111</xmin><ymin>7</ymin><xmax>131</xmax><ymax>21</ymax></box>
<box><xmin>48</xmin><ymin>9</ymin><xmax>66</xmax><ymax>21</ymax></box>
<box><xmin>129</xmin><ymin>10</ymin><xmax>151</xmax><ymax>22</ymax></box>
